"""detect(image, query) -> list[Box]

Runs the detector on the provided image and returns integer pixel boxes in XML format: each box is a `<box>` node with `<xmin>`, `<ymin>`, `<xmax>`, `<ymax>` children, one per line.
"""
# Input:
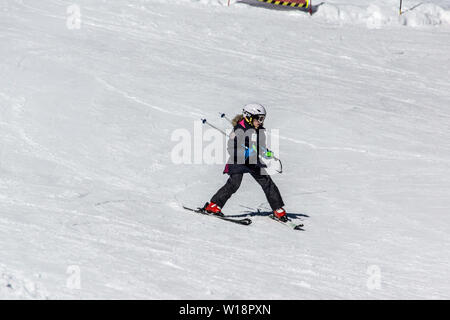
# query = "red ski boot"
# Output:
<box><xmin>273</xmin><ymin>208</ymin><xmax>288</xmax><ymax>222</ymax></box>
<box><xmin>203</xmin><ymin>202</ymin><xmax>224</xmax><ymax>217</ymax></box>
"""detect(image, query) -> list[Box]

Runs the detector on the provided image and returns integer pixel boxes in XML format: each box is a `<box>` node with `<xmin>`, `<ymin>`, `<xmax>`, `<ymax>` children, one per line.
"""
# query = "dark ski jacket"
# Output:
<box><xmin>223</xmin><ymin>115</ymin><xmax>267</xmax><ymax>175</ymax></box>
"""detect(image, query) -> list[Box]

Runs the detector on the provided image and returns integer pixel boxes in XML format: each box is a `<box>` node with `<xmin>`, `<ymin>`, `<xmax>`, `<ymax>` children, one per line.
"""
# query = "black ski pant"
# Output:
<box><xmin>211</xmin><ymin>173</ymin><xmax>284</xmax><ymax>211</ymax></box>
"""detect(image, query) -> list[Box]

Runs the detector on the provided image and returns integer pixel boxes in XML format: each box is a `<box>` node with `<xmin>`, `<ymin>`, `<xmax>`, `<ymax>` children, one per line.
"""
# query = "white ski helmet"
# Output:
<box><xmin>242</xmin><ymin>103</ymin><xmax>266</xmax><ymax>120</ymax></box>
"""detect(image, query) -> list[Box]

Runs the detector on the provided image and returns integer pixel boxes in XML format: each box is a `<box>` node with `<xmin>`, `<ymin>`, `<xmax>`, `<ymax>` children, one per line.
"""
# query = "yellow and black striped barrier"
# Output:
<box><xmin>256</xmin><ymin>0</ymin><xmax>309</xmax><ymax>8</ymax></box>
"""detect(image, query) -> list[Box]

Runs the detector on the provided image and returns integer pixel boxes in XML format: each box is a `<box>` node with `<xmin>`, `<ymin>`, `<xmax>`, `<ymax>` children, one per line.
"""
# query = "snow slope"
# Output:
<box><xmin>0</xmin><ymin>0</ymin><xmax>449</xmax><ymax>299</ymax></box>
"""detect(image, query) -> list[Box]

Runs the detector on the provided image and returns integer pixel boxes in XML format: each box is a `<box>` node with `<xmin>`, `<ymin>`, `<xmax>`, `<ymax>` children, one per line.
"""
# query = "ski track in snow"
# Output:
<box><xmin>0</xmin><ymin>0</ymin><xmax>449</xmax><ymax>299</ymax></box>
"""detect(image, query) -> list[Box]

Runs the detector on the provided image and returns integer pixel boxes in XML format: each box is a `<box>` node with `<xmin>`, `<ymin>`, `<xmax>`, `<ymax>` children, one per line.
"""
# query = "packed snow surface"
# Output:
<box><xmin>1</xmin><ymin>0</ymin><xmax>449</xmax><ymax>299</ymax></box>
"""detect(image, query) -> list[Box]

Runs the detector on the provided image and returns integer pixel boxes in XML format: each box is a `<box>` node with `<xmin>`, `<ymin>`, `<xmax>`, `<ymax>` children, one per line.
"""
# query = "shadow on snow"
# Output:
<box><xmin>226</xmin><ymin>205</ymin><xmax>310</xmax><ymax>220</ymax></box>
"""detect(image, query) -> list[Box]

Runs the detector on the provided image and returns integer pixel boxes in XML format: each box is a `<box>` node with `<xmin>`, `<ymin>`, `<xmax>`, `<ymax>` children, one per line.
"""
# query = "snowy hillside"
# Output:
<box><xmin>1</xmin><ymin>0</ymin><xmax>449</xmax><ymax>299</ymax></box>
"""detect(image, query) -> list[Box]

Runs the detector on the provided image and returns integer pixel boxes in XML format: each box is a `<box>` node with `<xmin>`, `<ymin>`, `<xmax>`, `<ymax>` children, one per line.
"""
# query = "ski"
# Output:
<box><xmin>269</xmin><ymin>214</ymin><xmax>304</xmax><ymax>231</ymax></box>
<box><xmin>183</xmin><ymin>206</ymin><xmax>252</xmax><ymax>225</ymax></box>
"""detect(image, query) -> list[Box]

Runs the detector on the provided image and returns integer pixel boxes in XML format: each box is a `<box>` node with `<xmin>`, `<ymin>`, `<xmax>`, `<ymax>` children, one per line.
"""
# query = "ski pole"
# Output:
<box><xmin>219</xmin><ymin>112</ymin><xmax>233</xmax><ymax>124</ymax></box>
<box><xmin>201</xmin><ymin>118</ymin><xmax>228</xmax><ymax>137</ymax></box>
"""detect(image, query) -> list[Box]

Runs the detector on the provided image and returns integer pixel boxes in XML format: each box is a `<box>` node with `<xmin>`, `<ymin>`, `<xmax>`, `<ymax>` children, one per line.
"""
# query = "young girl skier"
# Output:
<box><xmin>203</xmin><ymin>103</ymin><xmax>288</xmax><ymax>222</ymax></box>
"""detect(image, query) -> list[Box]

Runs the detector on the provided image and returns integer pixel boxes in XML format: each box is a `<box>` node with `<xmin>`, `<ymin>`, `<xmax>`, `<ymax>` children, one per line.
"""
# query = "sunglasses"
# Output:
<box><xmin>254</xmin><ymin>115</ymin><xmax>265</xmax><ymax>122</ymax></box>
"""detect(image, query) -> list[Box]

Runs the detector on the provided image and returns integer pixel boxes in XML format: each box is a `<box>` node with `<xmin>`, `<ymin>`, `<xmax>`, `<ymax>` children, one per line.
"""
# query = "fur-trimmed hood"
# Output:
<box><xmin>231</xmin><ymin>114</ymin><xmax>244</xmax><ymax>127</ymax></box>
